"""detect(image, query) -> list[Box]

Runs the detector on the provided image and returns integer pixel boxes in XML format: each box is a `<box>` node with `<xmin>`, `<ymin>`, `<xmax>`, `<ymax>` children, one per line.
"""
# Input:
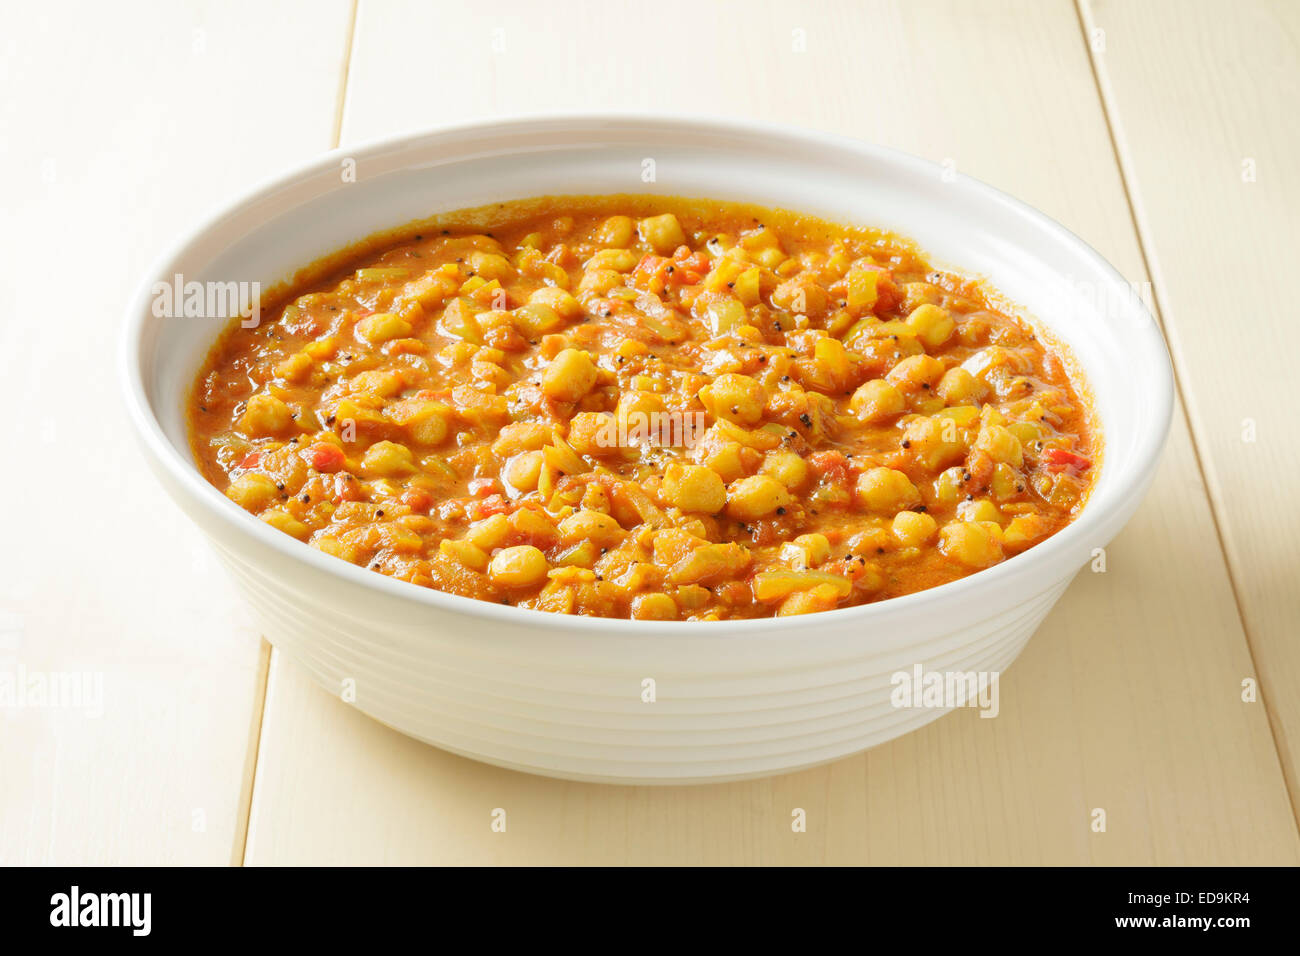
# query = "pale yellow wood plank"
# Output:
<box><xmin>1080</xmin><ymin>0</ymin><xmax>1300</xmax><ymax>812</ymax></box>
<box><xmin>244</xmin><ymin>0</ymin><xmax>1298</xmax><ymax>864</ymax></box>
<box><xmin>0</xmin><ymin>0</ymin><xmax>354</xmax><ymax>865</ymax></box>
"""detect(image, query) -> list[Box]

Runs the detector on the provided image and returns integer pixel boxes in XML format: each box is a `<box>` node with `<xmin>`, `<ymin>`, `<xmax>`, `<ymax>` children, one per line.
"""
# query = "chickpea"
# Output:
<box><xmin>771</xmin><ymin>276</ymin><xmax>828</xmax><ymax>319</ymax></box>
<box><xmin>760</xmin><ymin>450</ymin><xmax>810</xmax><ymax>491</ymax></box>
<box><xmin>274</xmin><ymin>352</ymin><xmax>313</xmax><ymax>381</ymax></box>
<box><xmin>491</xmin><ymin>421</ymin><xmax>552</xmax><ymax>457</ymax></box>
<box><xmin>543</xmin><ymin>348</ymin><xmax>599</xmax><ymax>403</ymax></box>
<box><xmin>975</xmin><ymin>423</ymin><xmax>1024</xmax><ymax>468</ymax></box>
<box><xmin>699</xmin><ymin>373</ymin><xmax>765</xmax><ymax>426</ymax></box>
<box><xmin>488</xmin><ymin>545</ymin><xmax>549</xmax><ymax>588</ymax></box>
<box><xmin>901</xmin><ymin>416</ymin><xmax>968</xmax><ymax>471</ymax></box>
<box><xmin>598</xmin><ymin>215</ymin><xmax>635</xmax><ymax>248</ymax></box>
<box><xmin>360</xmin><ymin>440</ymin><xmax>416</xmax><ymax>477</ymax></box>
<box><xmin>725</xmin><ymin>475</ymin><xmax>795</xmax><ymax>521</ymax></box>
<box><xmin>936</xmin><ymin>367</ymin><xmax>986</xmax><ymax>405</ymax></box>
<box><xmin>239</xmin><ymin>393</ymin><xmax>294</xmax><ymax>437</ymax></box>
<box><xmin>638</xmin><ymin>213</ymin><xmax>686</xmax><ymax>254</ymax></box>
<box><xmin>440</xmin><ymin>538</ymin><xmax>489</xmax><ymax>572</ymax></box>
<box><xmin>616</xmin><ymin>390</ymin><xmax>666</xmax><ymax>433</ymax></box>
<box><xmin>1002</xmin><ymin>513</ymin><xmax>1052</xmax><ymax>549</ymax></box>
<box><xmin>956</xmin><ymin>499</ymin><xmax>1002</xmax><ymax>526</ymax></box>
<box><xmin>467</xmin><ymin>513</ymin><xmax>511</xmax><ymax>550</ymax></box>
<box><xmin>263</xmin><ymin>508</ymin><xmax>309</xmax><ymax>540</ymax></box>
<box><xmin>467</xmin><ymin>250</ymin><xmax>516</xmax><ymax>283</ymax></box>
<box><xmin>850</xmin><ymin>379</ymin><xmax>905</xmax><ymax>423</ymax></box>
<box><xmin>588</xmin><ymin>248</ymin><xmax>639</xmax><ymax>272</ymax></box>
<box><xmin>661</xmin><ymin>463</ymin><xmax>727</xmax><ymax>513</ymax></box>
<box><xmin>226</xmin><ymin>473</ymin><xmax>279</xmax><ymax>510</ymax></box>
<box><xmin>856</xmin><ymin>467</ymin><xmax>922</xmax><ymax>515</ymax></box>
<box><xmin>891</xmin><ymin>510</ymin><xmax>938</xmax><ymax>547</ymax></box>
<box><xmin>905</xmin><ymin>303</ymin><xmax>956</xmax><ymax>349</ymax></box>
<box><xmin>347</xmin><ymin>368</ymin><xmax>405</xmax><ymax>398</ymax></box>
<box><xmin>990</xmin><ymin>462</ymin><xmax>1021</xmax><ymax>500</ymax></box>
<box><xmin>793</xmin><ymin>533</ymin><xmax>831</xmax><ymax>566</ymax></box>
<box><xmin>776</xmin><ymin>583</ymin><xmax>842</xmax><ymax>617</ymax></box>
<box><xmin>558</xmin><ymin>509</ymin><xmax>626</xmax><ymax>547</ymax></box>
<box><xmin>697</xmin><ymin>441</ymin><xmax>747</xmax><ymax>483</ymax></box>
<box><xmin>886</xmin><ymin>354</ymin><xmax>945</xmax><ymax>391</ymax></box>
<box><xmin>355</xmin><ymin>311</ymin><xmax>411</xmax><ymax>345</ymax></box>
<box><xmin>939</xmin><ymin>521</ymin><xmax>1004</xmax><ymax>569</ymax></box>
<box><xmin>528</xmin><ymin>286</ymin><xmax>583</xmax><ymax>320</ymax></box>
<box><xmin>578</xmin><ymin>268</ymin><xmax>622</xmax><ymax>296</ymax></box>
<box><xmin>632</xmin><ymin>593</ymin><xmax>678</xmax><ymax>621</ymax></box>
<box><xmin>395</xmin><ymin>401</ymin><xmax>450</xmax><ymax>447</ymax></box>
<box><xmin>504</xmin><ymin>450</ymin><xmax>545</xmax><ymax>491</ymax></box>
<box><xmin>567</xmin><ymin>411</ymin><xmax>618</xmax><ymax>457</ymax></box>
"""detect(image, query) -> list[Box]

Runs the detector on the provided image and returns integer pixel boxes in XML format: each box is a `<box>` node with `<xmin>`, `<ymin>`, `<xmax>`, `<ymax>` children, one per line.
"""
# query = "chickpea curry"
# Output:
<box><xmin>190</xmin><ymin>196</ymin><xmax>1096</xmax><ymax>620</ymax></box>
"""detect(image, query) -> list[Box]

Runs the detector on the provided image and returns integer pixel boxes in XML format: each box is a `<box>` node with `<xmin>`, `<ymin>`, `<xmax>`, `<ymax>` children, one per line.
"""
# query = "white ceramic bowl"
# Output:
<box><xmin>122</xmin><ymin>115</ymin><xmax>1173</xmax><ymax>784</ymax></box>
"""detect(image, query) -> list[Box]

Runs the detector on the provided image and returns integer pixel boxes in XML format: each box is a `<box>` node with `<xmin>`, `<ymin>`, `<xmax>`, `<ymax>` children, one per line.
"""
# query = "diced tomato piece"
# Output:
<box><xmin>809</xmin><ymin>450</ymin><xmax>851</xmax><ymax>484</ymax></box>
<box><xmin>468</xmin><ymin>494</ymin><xmax>510</xmax><ymax>520</ymax></box>
<box><xmin>333</xmin><ymin>472</ymin><xmax>364</xmax><ymax>502</ymax></box>
<box><xmin>237</xmin><ymin>451</ymin><xmax>262</xmax><ymax>470</ymax></box>
<box><xmin>545</xmin><ymin>243</ymin><xmax>577</xmax><ymax>268</ymax></box>
<box><xmin>1043</xmin><ymin>448</ymin><xmax>1092</xmax><ymax>474</ymax></box>
<box><xmin>965</xmin><ymin>449</ymin><xmax>995</xmax><ymax>489</ymax></box>
<box><xmin>823</xmin><ymin>558</ymin><xmax>868</xmax><ymax>583</ymax></box>
<box><xmin>304</xmin><ymin>442</ymin><xmax>346</xmax><ymax>473</ymax></box>
<box><xmin>631</xmin><ymin>254</ymin><xmax>672</xmax><ymax>292</ymax></box>
<box><xmin>587</xmin><ymin>297</ymin><xmax>624</xmax><ymax>319</ymax></box>
<box><xmin>468</xmin><ymin>477</ymin><xmax>503</xmax><ymax>498</ymax></box>
<box><xmin>666</xmin><ymin>247</ymin><xmax>711</xmax><ymax>285</ymax></box>
<box><xmin>402</xmin><ymin>488</ymin><xmax>432</xmax><ymax>512</ymax></box>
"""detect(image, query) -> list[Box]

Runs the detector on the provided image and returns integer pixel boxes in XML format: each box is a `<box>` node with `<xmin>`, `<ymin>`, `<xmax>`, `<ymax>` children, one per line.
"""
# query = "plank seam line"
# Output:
<box><xmin>233</xmin><ymin>641</ymin><xmax>273</xmax><ymax>865</ymax></box>
<box><xmin>235</xmin><ymin>0</ymin><xmax>360</xmax><ymax>868</ymax></box>
<box><xmin>331</xmin><ymin>0</ymin><xmax>360</xmax><ymax>149</ymax></box>
<box><xmin>1073</xmin><ymin>0</ymin><xmax>1300</xmax><ymax>837</ymax></box>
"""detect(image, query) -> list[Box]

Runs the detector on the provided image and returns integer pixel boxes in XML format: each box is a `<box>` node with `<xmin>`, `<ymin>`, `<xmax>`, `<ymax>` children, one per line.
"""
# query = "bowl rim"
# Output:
<box><xmin>120</xmin><ymin>111</ymin><xmax>1174</xmax><ymax>637</ymax></box>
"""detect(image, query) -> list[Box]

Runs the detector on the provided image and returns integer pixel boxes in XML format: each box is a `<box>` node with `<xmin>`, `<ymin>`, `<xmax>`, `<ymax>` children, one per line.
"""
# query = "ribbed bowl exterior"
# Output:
<box><xmin>215</xmin><ymin>539</ymin><xmax>1069</xmax><ymax>783</ymax></box>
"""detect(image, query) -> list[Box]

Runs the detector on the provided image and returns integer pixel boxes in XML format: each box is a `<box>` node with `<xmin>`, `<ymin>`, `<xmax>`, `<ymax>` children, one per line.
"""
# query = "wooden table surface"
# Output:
<box><xmin>2</xmin><ymin>0</ymin><xmax>1297</xmax><ymax>866</ymax></box>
